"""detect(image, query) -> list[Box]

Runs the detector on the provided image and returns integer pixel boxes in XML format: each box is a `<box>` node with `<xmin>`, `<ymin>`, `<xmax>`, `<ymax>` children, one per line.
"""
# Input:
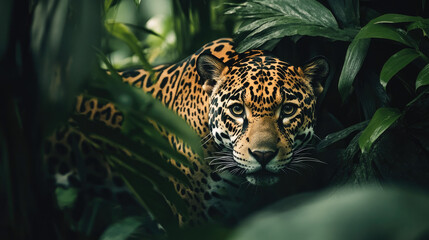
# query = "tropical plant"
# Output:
<box><xmin>227</xmin><ymin>0</ymin><xmax>429</xmax><ymax>185</ymax></box>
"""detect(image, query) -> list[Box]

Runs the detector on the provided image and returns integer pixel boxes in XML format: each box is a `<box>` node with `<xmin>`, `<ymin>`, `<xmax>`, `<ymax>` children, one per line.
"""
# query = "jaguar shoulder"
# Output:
<box><xmin>45</xmin><ymin>38</ymin><xmax>329</xmax><ymax>225</ymax></box>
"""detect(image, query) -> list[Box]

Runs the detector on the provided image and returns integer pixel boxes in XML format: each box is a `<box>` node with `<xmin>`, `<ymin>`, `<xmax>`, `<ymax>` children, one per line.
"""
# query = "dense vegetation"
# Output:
<box><xmin>1</xmin><ymin>0</ymin><xmax>429</xmax><ymax>239</ymax></box>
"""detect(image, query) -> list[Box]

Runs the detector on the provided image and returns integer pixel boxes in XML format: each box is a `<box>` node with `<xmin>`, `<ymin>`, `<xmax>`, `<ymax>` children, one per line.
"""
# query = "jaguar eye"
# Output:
<box><xmin>282</xmin><ymin>104</ymin><xmax>297</xmax><ymax>117</ymax></box>
<box><xmin>229</xmin><ymin>104</ymin><xmax>244</xmax><ymax>117</ymax></box>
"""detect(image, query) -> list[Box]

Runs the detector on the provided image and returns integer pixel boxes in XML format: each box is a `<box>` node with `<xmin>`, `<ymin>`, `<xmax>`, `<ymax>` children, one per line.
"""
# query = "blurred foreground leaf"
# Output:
<box><xmin>359</xmin><ymin>108</ymin><xmax>401</xmax><ymax>153</ymax></box>
<box><xmin>100</xmin><ymin>217</ymin><xmax>144</xmax><ymax>240</ymax></box>
<box><xmin>230</xmin><ymin>186</ymin><xmax>429</xmax><ymax>240</ymax></box>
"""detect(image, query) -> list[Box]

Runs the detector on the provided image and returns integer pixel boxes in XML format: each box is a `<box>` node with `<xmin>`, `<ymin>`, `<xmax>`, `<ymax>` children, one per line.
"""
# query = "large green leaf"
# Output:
<box><xmin>100</xmin><ymin>217</ymin><xmax>143</xmax><ymax>240</ymax></box>
<box><xmin>338</xmin><ymin>38</ymin><xmax>370</xmax><ymax>101</ymax></box>
<box><xmin>408</xmin><ymin>19</ymin><xmax>429</xmax><ymax>36</ymax></box>
<box><xmin>327</xmin><ymin>0</ymin><xmax>360</xmax><ymax>28</ymax></box>
<box><xmin>355</xmin><ymin>23</ymin><xmax>415</xmax><ymax>48</ymax></box>
<box><xmin>359</xmin><ymin>108</ymin><xmax>401</xmax><ymax>153</ymax></box>
<box><xmin>226</xmin><ymin>0</ymin><xmax>357</xmax><ymax>52</ymax></box>
<box><xmin>380</xmin><ymin>48</ymin><xmax>421</xmax><ymax>89</ymax></box>
<box><xmin>370</xmin><ymin>14</ymin><xmax>424</xmax><ymax>24</ymax></box>
<box><xmin>416</xmin><ymin>64</ymin><xmax>429</xmax><ymax>90</ymax></box>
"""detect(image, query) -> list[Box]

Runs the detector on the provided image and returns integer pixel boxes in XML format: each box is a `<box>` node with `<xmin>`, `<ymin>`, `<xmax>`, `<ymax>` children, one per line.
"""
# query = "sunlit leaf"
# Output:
<box><xmin>100</xmin><ymin>217</ymin><xmax>143</xmax><ymax>240</ymax></box>
<box><xmin>380</xmin><ymin>48</ymin><xmax>420</xmax><ymax>89</ymax></box>
<box><xmin>359</xmin><ymin>108</ymin><xmax>401</xmax><ymax>153</ymax></box>
<box><xmin>105</xmin><ymin>21</ymin><xmax>154</xmax><ymax>80</ymax></box>
<box><xmin>416</xmin><ymin>64</ymin><xmax>429</xmax><ymax>90</ymax></box>
<box><xmin>134</xmin><ymin>0</ymin><xmax>141</xmax><ymax>7</ymax></box>
<box><xmin>338</xmin><ymin>38</ymin><xmax>370</xmax><ymax>101</ymax></box>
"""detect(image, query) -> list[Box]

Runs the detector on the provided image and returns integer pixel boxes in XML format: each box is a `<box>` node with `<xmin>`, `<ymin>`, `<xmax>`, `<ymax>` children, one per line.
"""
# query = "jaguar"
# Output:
<box><xmin>45</xmin><ymin>38</ymin><xmax>328</xmax><ymax>225</ymax></box>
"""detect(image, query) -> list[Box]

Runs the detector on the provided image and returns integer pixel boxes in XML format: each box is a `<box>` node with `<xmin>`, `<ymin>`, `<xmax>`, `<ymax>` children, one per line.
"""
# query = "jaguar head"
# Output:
<box><xmin>197</xmin><ymin>52</ymin><xmax>328</xmax><ymax>186</ymax></box>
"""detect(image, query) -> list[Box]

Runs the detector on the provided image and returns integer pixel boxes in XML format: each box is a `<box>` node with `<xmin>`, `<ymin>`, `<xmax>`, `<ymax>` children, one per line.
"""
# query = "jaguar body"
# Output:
<box><xmin>46</xmin><ymin>38</ymin><xmax>328</xmax><ymax>225</ymax></box>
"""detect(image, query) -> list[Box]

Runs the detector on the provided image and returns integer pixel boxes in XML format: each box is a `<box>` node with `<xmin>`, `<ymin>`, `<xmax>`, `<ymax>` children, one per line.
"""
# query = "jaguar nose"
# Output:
<box><xmin>249</xmin><ymin>149</ymin><xmax>278</xmax><ymax>167</ymax></box>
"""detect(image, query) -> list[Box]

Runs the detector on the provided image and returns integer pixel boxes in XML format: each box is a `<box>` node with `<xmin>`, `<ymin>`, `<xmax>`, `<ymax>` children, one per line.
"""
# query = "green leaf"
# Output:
<box><xmin>355</xmin><ymin>23</ymin><xmax>415</xmax><ymax>47</ymax></box>
<box><xmin>226</xmin><ymin>0</ymin><xmax>357</xmax><ymax>52</ymax></box>
<box><xmin>317</xmin><ymin>121</ymin><xmax>369</xmax><ymax>150</ymax></box>
<box><xmin>72</xmin><ymin>114</ymin><xmax>191</xmax><ymax>186</ymax></box>
<box><xmin>408</xmin><ymin>20</ymin><xmax>429</xmax><ymax>36</ymax></box>
<box><xmin>109</xmin><ymin>155</ymin><xmax>189</xmax><ymax>219</ymax></box>
<box><xmin>359</xmin><ymin>108</ymin><xmax>401</xmax><ymax>153</ymax></box>
<box><xmin>338</xmin><ymin>38</ymin><xmax>370</xmax><ymax>101</ymax></box>
<box><xmin>416</xmin><ymin>64</ymin><xmax>429</xmax><ymax>90</ymax></box>
<box><xmin>370</xmin><ymin>13</ymin><xmax>423</xmax><ymax>24</ymax></box>
<box><xmin>380</xmin><ymin>48</ymin><xmax>420</xmax><ymax>89</ymax></box>
<box><xmin>113</xmin><ymin>159</ymin><xmax>180</xmax><ymax>232</ymax></box>
<box><xmin>327</xmin><ymin>0</ymin><xmax>360</xmax><ymax>28</ymax></box>
<box><xmin>55</xmin><ymin>187</ymin><xmax>78</xmax><ymax>209</ymax></box>
<box><xmin>100</xmin><ymin>217</ymin><xmax>143</xmax><ymax>240</ymax></box>
<box><xmin>134</xmin><ymin>0</ymin><xmax>141</xmax><ymax>7</ymax></box>
<box><xmin>105</xmin><ymin>21</ymin><xmax>154</xmax><ymax>80</ymax></box>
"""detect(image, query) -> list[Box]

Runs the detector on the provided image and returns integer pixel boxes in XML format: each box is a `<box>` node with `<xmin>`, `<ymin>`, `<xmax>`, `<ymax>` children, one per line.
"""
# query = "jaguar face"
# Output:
<box><xmin>197</xmin><ymin>53</ymin><xmax>328</xmax><ymax>186</ymax></box>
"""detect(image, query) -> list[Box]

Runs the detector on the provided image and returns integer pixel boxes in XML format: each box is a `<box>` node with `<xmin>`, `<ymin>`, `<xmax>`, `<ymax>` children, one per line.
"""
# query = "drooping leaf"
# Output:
<box><xmin>370</xmin><ymin>13</ymin><xmax>423</xmax><ymax>24</ymax></box>
<box><xmin>359</xmin><ymin>108</ymin><xmax>401</xmax><ymax>153</ymax></box>
<box><xmin>100</xmin><ymin>217</ymin><xmax>143</xmax><ymax>240</ymax></box>
<box><xmin>408</xmin><ymin>20</ymin><xmax>429</xmax><ymax>36</ymax></box>
<box><xmin>317</xmin><ymin>121</ymin><xmax>369</xmax><ymax>150</ymax></box>
<box><xmin>355</xmin><ymin>23</ymin><xmax>416</xmax><ymax>48</ymax></box>
<box><xmin>338</xmin><ymin>38</ymin><xmax>370</xmax><ymax>101</ymax></box>
<box><xmin>416</xmin><ymin>64</ymin><xmax>429</xmax><ymax>90</ymax></box>
<box><xmin>380</xmin><ymin>48</ymin><xmax>420</xmax><ymax>89</ymax></box>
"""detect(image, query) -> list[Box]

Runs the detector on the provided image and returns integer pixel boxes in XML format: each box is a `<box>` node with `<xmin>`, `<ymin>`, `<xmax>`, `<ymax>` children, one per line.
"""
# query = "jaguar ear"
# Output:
<box><xmin>197</xmin><ymin>54</ymin><xmax>226</xmax><ymax>94</ymax></box>
<box><xmin>301</xmin><ymin>56</ymin><xmax>329</xmax><ymax>96</ymax></box>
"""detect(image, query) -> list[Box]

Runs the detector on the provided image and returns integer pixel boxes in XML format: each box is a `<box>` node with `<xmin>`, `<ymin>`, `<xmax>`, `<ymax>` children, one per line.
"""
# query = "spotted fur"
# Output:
<box><xmin>45</xmin><ymin>38</ymin><xmax>328</xmax><ymax>224</ymax></box>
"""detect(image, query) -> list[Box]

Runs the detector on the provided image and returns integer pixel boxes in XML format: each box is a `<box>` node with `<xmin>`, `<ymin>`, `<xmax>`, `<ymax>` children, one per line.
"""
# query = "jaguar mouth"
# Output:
<box><xmin>245</xmin><ymin>170</ymin><xmax>280</xmax><ymax>186</ymax></box>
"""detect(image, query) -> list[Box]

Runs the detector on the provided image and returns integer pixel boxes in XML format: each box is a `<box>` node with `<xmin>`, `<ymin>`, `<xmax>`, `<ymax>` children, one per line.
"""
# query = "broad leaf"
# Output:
<box><xmin>355</xmin><ymin>24</ymin><xmax>416</xmax><ymax>48</ymax></box>
<box><xmin>408</xmin><ymin>20</ymin><xmax>429</xmax><ymax>36</ymax></box>
<box><xmin>359</xmin><ymin>108</ymin><xmax>401</xmax><ymax>153</ymax></box>
<box><xmin>416</xmin><ymin>64</ymin><xmax>429</xmax><ymax>90</ymax></box>
<box><xmin>380</xmin><ymin>48</ymin><xmax>420</xmax><ymax>89</ymax></box>
<box><xmin>338</xmin><ymin>38</ymin><xmax>370</xmax><ymax>101</ymax></box>
<box><xmin>370</xmin><ymin>14</ymin><xmax>423</xmax><ymax>24</ymax></box>
<box><xmin>327</xmin><ymin>0</ymin><xmax>360</xmax><ymax>28</ymax></box>
<box><xmin>100</xmin><ymin>217</ymin><xmax>143</xmax><ymax>240</ymax></box>
<box><xmin>226</xmin><ymin>0</ymin><xmax>357</xmax><ymax>52</ymax></box>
